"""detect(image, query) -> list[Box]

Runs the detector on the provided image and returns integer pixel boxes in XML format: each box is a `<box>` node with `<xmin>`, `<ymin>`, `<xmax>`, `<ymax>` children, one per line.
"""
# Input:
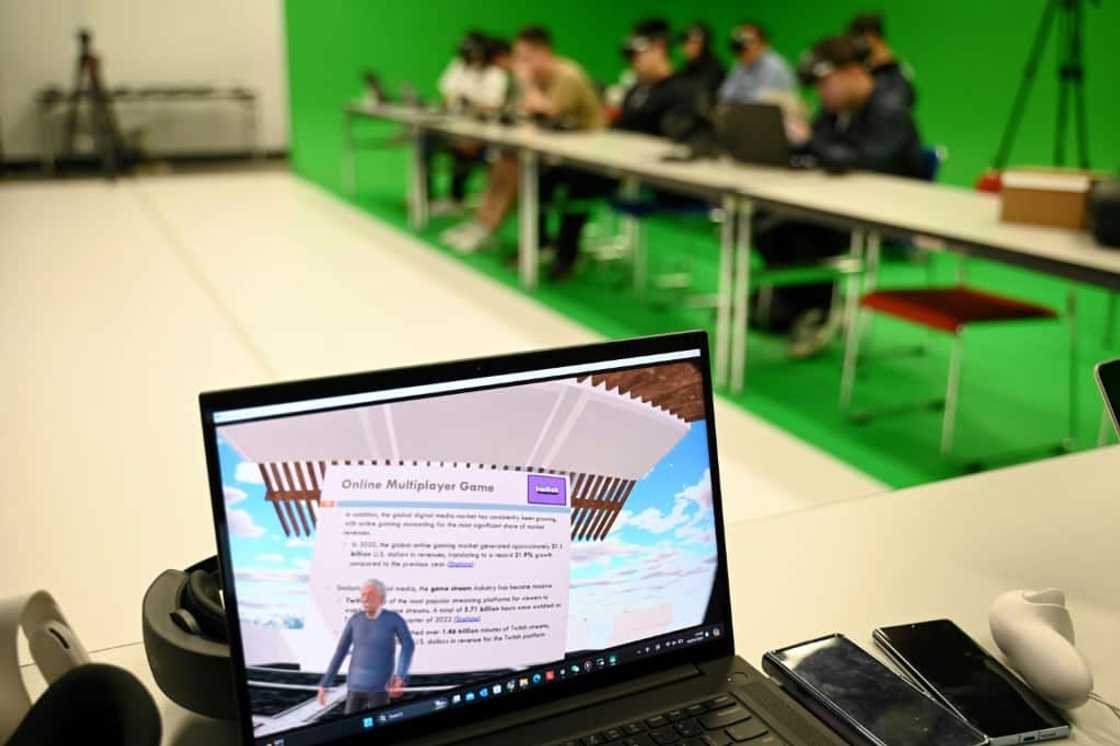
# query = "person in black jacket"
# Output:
<box><xmin>676</xmin><ymin>21</ymin><xmax>725</xmax><ymax>108</ymax></box>
<box><xmin>543</xmin><ymin>18</ymin><xmax>705</xmax><ymax>280</ymax></box>
<box><xmin>848</xmin><ymin>13</ymin><xmax>916</xmax><ymax>109</ymax></box>
<box><xmin>801</xmin><ymin>34</ymin><xmax>924</xmax><ymax>177</ymax></box>
<box><xmin>750</xmin><ymin>34</ymin><xmax>924</xmax><ymax>356</ymax></box>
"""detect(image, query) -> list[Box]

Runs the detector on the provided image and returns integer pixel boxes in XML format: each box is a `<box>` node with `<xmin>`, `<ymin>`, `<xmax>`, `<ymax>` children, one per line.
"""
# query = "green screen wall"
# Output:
<box><xmin>285</xmin><ymin>0</ymin><xmax>1120</xmax><ymax>191</ymax></box>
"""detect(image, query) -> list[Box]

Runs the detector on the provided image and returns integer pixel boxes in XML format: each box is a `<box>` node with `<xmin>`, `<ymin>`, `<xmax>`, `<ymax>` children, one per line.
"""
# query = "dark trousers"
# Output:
<box><xmin>751</xmin><ymin>212</ymin><xmax>850</xmax><ymax>333</ymax></box>
<box><xmin>539</xmin><ymin>167</ymin><xmax>615</xmax><ymax>270</ymax></box>
<box><xmin>344</xmin><ymin>689</ymin><xmax>389</xmax><ymax>715</ymax></box>
<box><xmin>419</xmin><ymin>133</ymin><xmax>481</xmax><ymax>203</ymax></box>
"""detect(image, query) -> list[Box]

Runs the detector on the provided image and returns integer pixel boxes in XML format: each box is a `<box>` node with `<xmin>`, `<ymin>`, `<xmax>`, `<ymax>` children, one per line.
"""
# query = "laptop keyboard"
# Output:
<box><xmin>553</xmin><ymin>692</ymin><xmax>787</xmax><ymax>746</ymax></box>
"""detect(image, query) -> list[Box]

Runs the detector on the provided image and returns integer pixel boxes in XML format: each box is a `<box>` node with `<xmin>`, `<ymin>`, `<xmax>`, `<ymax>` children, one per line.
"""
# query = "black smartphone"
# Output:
<box><xmin>1096</xmin><ymin>358</ymin><xmax>1120</xmax><ymax>437</ymax></box>
<box><xmin>762</xmin><ymin>634</ymin><xmax>989</xmax><ymax>746</ymax></box>
<box><xmin>873</xmin><ymin>620</ymin><xmax>1070</xmax><ymax>745</ymax></box>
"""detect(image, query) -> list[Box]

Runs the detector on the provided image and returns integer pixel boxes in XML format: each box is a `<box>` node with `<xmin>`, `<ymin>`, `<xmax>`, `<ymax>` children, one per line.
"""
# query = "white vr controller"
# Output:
<box><xmin>989</xmin><ymin>588</ymin><xmax>1093</xmax><ymax>709</ymax></box>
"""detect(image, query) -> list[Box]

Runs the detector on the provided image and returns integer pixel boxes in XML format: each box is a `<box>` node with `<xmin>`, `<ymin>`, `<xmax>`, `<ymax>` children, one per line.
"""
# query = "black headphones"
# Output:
<box><xmin>142</xmin><ymin>556</ymin><xmax>238</xmax><ymax>719</ymax></box>
<box><xmin>729</xmin><ymin>25</ymin><xmax>763</xmax><ymax>55</ymax></box>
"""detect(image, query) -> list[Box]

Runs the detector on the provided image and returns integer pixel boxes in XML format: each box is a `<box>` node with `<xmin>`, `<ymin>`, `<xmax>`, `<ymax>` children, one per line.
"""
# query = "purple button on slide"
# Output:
<box><xmin>526</xmin><ymin>474</ymin><xmax>567</xmax><ymax>506</ymax></box>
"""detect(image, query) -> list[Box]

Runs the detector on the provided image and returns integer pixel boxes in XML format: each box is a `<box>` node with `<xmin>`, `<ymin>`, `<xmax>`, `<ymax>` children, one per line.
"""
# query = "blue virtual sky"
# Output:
<box><xmin>217</xmin><ymin>415</ymin><xmax>718</xmax><ymax>636</ymax></box>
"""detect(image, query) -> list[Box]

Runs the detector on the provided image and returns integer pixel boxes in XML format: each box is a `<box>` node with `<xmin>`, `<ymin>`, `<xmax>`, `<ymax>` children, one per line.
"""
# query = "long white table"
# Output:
<box><xmin>21</xmin><ymin>446</ymin><xmax>1118</xmax><ymax>745</ymax></box>
<box><xmin>343</xmin><ymin>102</ymin><xmax>1120</xmax><ymax>402</ymax></box>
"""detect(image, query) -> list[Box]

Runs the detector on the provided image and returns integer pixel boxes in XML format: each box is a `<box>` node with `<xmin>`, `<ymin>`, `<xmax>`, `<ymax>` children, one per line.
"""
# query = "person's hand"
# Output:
<box><xmin>317</xmin><ymin>687</ymin><xmax>328</xmax><ymax>706</ymax></box>
<box><xmin>387</xmin><ymin>676</ymin><xmax>405</xmax><ymax>699</ymax></box>
<box><xmin>785</xmin><ymin>117</ymin><xmax>811</xmax><ymax>146</ymax></box>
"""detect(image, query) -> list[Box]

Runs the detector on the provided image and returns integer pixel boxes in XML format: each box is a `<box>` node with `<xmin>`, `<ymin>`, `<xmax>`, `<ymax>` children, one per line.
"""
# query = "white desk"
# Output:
<box><xmin>342</xmin><ymin>103</ymin><xmax>1119</xmax><ymax>400</ymax></box>
<box><xmin>21</xmin><ymin>447</ymin><xmax>1118</xmax><ymax>745</ymax></box>
<box><xmin>727</xmin><ymin>444</ymin><xmax>1120</xmax><ymax>745</ymax></box>
<box><xmin>342</xmin><ymin>102</ymin><xmax>800</xmax><ymax>388</ymax></box>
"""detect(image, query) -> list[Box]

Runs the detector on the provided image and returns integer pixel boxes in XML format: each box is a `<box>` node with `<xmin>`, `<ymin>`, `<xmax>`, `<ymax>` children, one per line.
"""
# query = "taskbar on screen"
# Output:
<box><xmin>258</xmin><ymin>623</ymin><xmax>725</xmax><ymax>746</ymax></box>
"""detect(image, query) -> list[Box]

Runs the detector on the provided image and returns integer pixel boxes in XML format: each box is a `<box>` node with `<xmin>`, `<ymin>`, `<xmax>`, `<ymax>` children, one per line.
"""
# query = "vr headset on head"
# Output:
<box><xmin>796</xmin><ymin>35</ymin><xmax>871</xmax><ymax>85</ymax></box>
<box><xmin>458</xmin><ymin>33</ymin><xmax>487</xmax><ymax>65</ymax></box>
<box><xmin>621</xmin><ymin>32</ymin><xmax>666</xmax><ymax>60</ymax></box>
<box><xmin>677</xmin><ymin>24</ymin><xmax>710</xmax><ymax>45</ymax></box>
<box><xmin>729</xmin><ymin>26</ymin><xmax>762</xmax><ymax>54</ymax></box>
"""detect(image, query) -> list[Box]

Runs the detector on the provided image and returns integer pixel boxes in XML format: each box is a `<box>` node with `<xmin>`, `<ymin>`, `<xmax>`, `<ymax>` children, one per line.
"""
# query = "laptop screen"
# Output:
<box><xmin>202</xmin><ymin>336</ymin><xmax>733</xmax><ymax>745</ymax></box>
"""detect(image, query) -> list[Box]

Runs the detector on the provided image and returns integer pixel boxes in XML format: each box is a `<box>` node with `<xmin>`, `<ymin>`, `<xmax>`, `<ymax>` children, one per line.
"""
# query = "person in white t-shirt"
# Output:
<box><xmin>424</xmin><ymin>32</ymin><xmax>512</xmax><ymax>215</ymax></box>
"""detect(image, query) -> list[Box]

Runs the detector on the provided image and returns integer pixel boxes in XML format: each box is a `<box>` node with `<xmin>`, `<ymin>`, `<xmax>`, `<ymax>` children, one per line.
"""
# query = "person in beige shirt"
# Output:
<box><xmin>441</xmin><ymin>25</ymin><xmax>605</xmax><ymax>253</ymax></box>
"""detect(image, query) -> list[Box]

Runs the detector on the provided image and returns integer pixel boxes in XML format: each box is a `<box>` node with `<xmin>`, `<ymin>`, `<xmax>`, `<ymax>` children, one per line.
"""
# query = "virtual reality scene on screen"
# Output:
<box><xmin>215</xmin><ymin>362</ymin><xmax>718</xmax><ymax>736</ymax></box>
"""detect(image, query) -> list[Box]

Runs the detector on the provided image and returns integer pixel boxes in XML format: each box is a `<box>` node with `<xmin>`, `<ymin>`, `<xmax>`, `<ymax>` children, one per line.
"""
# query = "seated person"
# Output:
<box><xmin>677</xmin><ymin>21</ymin><xmax>725</xmax><ymax>107</ymax></box>
<box><xmin>539</xmin><ymin>18</ymin><xmax>708</xmax><ymax>281</ymax></box>
<box><xmin>718</xmin><ymin>21</ymin><xmax>796</xmax><ymax>104</ymax></box>
<box><xmin>848</xmin><ymin>12</ymin><xmax>916</xmax><ymax>110</ymax></box>
<box><xmin>441</xmin><ymin>25</ymin><xmax>605</xmax><ymax>254</ymax></box>
<box><xmin>483</xmin><ymin>36</ymin><xmax>516</xmax><ymax>111</ymax></box>
<box><xmin>753</xmin><ymin>34</ymin><xmax>924</xmax><ymax>357</ymax></box>
<box><xmin>425</xmin><ymin>30</ymin><xmax>510</xmax><ymax>213</ymax></box>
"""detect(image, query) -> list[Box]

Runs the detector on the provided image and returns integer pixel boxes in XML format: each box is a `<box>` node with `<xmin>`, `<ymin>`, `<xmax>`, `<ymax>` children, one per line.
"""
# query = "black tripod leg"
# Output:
<box><xmin>992</xmin><ymin>0</ymin><xmax>1057</xmax><ymax>169</ymax></box>
<box><xmin>1055</xmin><ymin>77</ymin><xmax>1070</xmax><ymax>166</ymax></box>
<box><xmin>1070</xmin><ymin>1</ymin><xmax>1090</xmax><ymax>169</ymax></box>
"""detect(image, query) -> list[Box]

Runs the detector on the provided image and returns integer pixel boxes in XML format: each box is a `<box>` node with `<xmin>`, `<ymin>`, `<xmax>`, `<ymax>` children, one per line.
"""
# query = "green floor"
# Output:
<box><xmin>337</xmin><ymin>139</ymin><xmax>1118</xmax><ymax>489</ymax></box>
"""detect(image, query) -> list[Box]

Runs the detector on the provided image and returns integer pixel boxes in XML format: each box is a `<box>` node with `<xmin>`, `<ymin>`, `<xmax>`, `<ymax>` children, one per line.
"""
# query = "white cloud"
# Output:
<box><xmin>234</xmin><ymin>568</ymin><xmax>310</xmax><ymax>584</ymax></box>
<box><xmin>223</xmin><ymin>485</ymin><xmax>247</xmax><ymax>505</ymax></box>
<box><xmin>570</xmin><ymin>537</ymin><xmax>648</xmax><ymax>565</ymax></box>
<box><xmin>292</xmin><ymin>558</ymin><xmax>311</xmax><ymax>571</ymax></box>
<box><xmin>286</xmin><ymin>536</ymin><xmax>315</xmax><ymax>549</ymax></box>
<box><xmin>255</xmin><ymin>553</ymin><xmax>284</xmax><ymax>563</ymax></box>
<box><xmin>228</xmin><ymin>508</ymin><xmax>266</xmax><ymax>538</ymax></box>
<box><xmin>674</xmin><ymin>523</ymin><xmax>716</xmax><ymax>545</ymax></box>
<box><xmin>235</xmin><ymin>462</ymin><xmax>264</xmax><ymax>485</ymax></box>
<box><xmin>677</xmin><ymin>468</ymin><xmax>712</xmax><ymax>511</ymax></box>
<box><xmin>623</xmin><ymin>499</ymin><xmax>692</xmax><ymax>534</ymax></box>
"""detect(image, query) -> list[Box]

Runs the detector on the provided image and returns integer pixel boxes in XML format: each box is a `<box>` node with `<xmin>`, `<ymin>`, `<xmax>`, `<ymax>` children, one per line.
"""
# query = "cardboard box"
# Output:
<box><xmin>1000</xmin><ymin>169</ymin><xmax>1094</xmax><ymax>229</ymax></box>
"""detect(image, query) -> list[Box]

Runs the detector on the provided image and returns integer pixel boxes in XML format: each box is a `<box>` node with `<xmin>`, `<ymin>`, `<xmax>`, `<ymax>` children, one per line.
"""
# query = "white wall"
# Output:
<box><xmin>0</xmin><ymin>0</ymin><xmax>289</xmax><ymax>160</ymax></box>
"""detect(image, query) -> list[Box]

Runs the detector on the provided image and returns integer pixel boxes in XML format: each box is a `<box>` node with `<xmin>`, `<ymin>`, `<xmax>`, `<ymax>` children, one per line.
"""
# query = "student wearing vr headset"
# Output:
<box><xmin>718</xmin><ymin>21</ymin><xmax>795</xmax><ymax>104</ymax></box>
<box><xmin>848</xmin><ymin>12</ymin><xmax>916</xmax><ymax>110</ymax></box>
<box><xmin>424</xmin><ymin>30</ymin><xmax>512</xmax><ymax>215</ymax></box>
<box><xmin>526</xmin><ymin>19</ymin><xmax>708</xmax><ymax>281</ymax></box>
<box><xmin>677</xmin><ymin>21</ymin><xmax>725</xmax><ymax>106</ymax></box>
<box><xmin>441</xmin><ymin>25</ymin><xmax>605</xmax><ymax>254</ymax></box>
<box><xmin>750</xmin><ymin>34</ymin><xmax>924</xmax><ymax>357</ymax></box>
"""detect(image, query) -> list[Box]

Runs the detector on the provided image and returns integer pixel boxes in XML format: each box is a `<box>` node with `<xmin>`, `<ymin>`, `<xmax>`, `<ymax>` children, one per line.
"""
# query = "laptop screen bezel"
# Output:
<box><xmin>199</xmin><ymin>331</ymin><xmax>737</xmax><ymax>745</ymax></box>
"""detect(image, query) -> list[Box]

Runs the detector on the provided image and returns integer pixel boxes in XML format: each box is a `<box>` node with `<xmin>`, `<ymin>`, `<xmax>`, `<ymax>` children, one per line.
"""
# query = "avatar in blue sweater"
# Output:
<box><xmin>317</xmin><ymin>579</ymin><xmax>415</xmax><ymax>714</ymax></box>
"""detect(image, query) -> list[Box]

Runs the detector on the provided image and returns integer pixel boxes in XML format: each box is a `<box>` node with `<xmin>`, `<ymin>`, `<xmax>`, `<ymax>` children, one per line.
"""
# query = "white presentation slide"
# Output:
<box><xmin>305</xmin><ymin>464</ymin><xmax>572</xmax><ymax>674</ymax></box>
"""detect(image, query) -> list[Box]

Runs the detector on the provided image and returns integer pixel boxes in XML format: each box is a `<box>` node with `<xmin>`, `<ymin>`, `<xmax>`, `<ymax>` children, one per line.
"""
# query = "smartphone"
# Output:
<box><xmin>762</xmin><ymin>634</ymin><xmax>989</xmax><ymax>746</ymax></box>
<box><xmin>1096</xmin><ymin>358</ymin><xmax>1120</xmax><ymax>437</ymax></box>
<box><xmin>873</xmin><ymin>620</ymin><xmax>1070</xmax><ymax>745</ymax></box>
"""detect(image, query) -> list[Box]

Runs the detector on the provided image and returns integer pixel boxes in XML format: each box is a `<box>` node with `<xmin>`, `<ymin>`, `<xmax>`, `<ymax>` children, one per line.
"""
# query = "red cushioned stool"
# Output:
<box><xmin>839</xmin><ymin>285</ymin><xmax>1058</xmax><ymax>455</ymax></box>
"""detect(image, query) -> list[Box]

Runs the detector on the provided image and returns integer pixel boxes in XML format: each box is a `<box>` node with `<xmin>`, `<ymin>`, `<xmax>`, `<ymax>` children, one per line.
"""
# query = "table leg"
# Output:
<box><xmin>864</xmin><ymin>230</ymin><xmax>882</xmax><ymax>293</ymax></box>
<box><xmin>1099</xmin><ymin>410</ymin><xmax>1114</xmax><ymax>446</ymax></box>
<box><xmin>730</xmin><ymin>197</ymin><xmax>753</xmax><ymax>394</ymax></box>
<box><xmin>250</xmin><ymin>97</ymin><xmax>263</xmax><ymax>159</ymax></box>
<box><xmin>1105</xmin><ymin>292</ymin><xmax>1117</xmax><ymax>350</ymax></box>
<box><xmin>842</xmin><ymin>229</ymin><xmax>867</xmax><ymax>363</ymax></box>
<box><xmin>713</xmin><ymin>194</ymin><xmax>735</xmax><ymax>389</ymax></box>
<box><xmin>341</xmin><ymin>110</ymin><xmax>356</xmax><ymax>196</ymax></box>
<box><xmin>1066</xmin><ymin>286</ymin><xmax>1079</xmax><ymax>449</ymax></box>
<box><xmin>40</xmin><ymin>103</ymin><xmax>56</xmax><ymax>176</ymax></box>
<box><xmin>408</xmin><ymin>125</ymin><xmax>430</xmax><ymax>230</ymax></box>
<box><xmin>518</xmin><ymin>149</ymin><xmax>539</xmax><ymax>290</ymax></box>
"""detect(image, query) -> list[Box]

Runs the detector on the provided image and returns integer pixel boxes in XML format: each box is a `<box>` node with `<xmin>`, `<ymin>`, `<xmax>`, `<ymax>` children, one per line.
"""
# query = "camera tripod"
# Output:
<box><xmin>61</xmin><ymin>29</ymin><xmax>128</xmax><ymax>177</ymax></box>
<box><xmin>992</xmin><ymin>0</ymin><xmax>1094</xmax><ymax>170</ymax></box>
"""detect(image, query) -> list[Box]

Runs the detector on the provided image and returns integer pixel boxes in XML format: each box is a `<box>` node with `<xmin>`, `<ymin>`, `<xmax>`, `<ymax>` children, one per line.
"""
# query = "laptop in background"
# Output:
<box><xmin>715</xmin><ymin>102</ymin><xmax>813</xmax><ymax>169</ymax></box>
<box><xmin>199</xmin><ymin>332</ymin><xmax>843</xmax><ymax>745</ymax></box>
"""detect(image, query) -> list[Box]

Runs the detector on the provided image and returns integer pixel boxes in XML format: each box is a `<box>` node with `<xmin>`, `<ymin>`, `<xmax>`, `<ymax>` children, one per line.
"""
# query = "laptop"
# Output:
<box><xmin>714</xmin><ymin>102</ymin><xmax>813</xmax><ymax>169</ymax></box>
<box><xmin>199</xmin><ymin>331</ymin><xmax>844</xmax><ymax>746</ymax></box>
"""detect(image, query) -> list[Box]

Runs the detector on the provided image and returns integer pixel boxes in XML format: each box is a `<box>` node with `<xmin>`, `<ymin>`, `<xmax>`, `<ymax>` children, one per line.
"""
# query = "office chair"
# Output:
<box><xmin>839</xmin><ymin>153</ymin><xmax>1071</xmax><ymax>459</ymax></box>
